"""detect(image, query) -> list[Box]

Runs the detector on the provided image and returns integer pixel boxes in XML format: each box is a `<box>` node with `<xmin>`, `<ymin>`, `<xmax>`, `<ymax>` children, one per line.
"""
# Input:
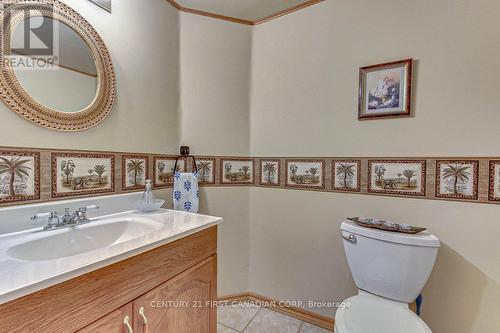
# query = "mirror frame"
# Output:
<box><xmin>0</xmin><ymin>0</ymin><xmax>116</xmax><ymax>131</ymax></box>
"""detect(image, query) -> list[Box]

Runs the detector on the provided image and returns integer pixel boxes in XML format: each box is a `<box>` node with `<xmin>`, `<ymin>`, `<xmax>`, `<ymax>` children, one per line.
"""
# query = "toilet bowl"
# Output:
<box><xmin>336</xmin><ymin>220</ymin><xmax>440</xmax><ymax>333</ymax></box>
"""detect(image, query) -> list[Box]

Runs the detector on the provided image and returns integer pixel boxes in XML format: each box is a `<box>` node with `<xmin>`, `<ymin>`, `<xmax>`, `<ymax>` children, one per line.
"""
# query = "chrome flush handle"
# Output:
<box><xmin>342</xmin><ymin>233</ymin><xmax>357</xmax><ymax>244</ymax></box>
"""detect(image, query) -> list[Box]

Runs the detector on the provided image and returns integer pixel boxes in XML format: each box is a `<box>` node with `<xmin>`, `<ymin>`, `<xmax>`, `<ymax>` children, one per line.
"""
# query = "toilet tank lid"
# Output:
<box><xmin>341</xmin><ymin>220</ymin><xmax>440</xmax><ymax>248</ymax></box>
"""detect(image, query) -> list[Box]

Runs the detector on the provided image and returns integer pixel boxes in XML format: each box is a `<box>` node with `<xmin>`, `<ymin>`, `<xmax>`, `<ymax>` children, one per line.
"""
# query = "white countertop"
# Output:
<box><xmin>0</xmin><ymin>209</ymin><xmax>222</xmax><ymax>305</ymax></box>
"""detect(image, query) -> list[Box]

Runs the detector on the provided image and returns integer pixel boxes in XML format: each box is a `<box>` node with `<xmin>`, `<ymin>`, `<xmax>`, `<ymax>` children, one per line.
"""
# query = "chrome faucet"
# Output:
<box><xmin>31</xmin><ymin>205</ymin><xmax>100</xmax><ymax>231</ymax></box>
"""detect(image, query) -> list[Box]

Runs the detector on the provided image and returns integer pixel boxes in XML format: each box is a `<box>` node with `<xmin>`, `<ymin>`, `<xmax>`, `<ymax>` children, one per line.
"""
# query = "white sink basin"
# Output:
<box><xmin>7</xmin><ymin>218</ymin><xmax>163</xmax><ymax>261</ymax></box>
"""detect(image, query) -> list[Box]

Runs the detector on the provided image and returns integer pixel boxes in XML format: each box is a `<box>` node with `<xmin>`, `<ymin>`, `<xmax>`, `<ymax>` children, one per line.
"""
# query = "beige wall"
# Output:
<box><xmin>0</xmin><ymin>0</ymin><xmax>180</xmax><ymax>154</ymax></box>
<box><xmin>179</xmin><ymin>13</ymin><xmax>252</xmax><ymax>156</ymax></box>
<box><xmin>250</xmin><ymin>0</ymin><xmax>500</xmax><ymax>157</ymax></box>
<box><xmin>179</xmin><ymin>13</ymin><xmax>252</xmax><ymax>294</ymax></box>
<box><xmin>248</xmin><ymin>1</ymin><xmax>500</xmax><ymax>332</ymax></box>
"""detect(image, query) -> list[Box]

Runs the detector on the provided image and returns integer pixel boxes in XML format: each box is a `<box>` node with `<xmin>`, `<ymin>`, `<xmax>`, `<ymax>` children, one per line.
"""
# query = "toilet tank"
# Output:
<box><xmin>341</xmin><ymin>220</ymin><xmax>440</xmax><ymax>303</ymax></box>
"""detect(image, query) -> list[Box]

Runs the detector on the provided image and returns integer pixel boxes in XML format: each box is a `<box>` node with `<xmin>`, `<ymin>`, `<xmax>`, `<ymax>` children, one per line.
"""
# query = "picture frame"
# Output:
<box><xmin>51</xmin><ymin>152</ymin><xmax>115</xmax><ymax>198</ymax></box>
<box><xmin>0</xmin><ymin>150</ymin><xmax>40</xmax><ymax>203</ymax></box>
<box><xmin>488</xmin><ymin>160</ymin><xmax>500</xmax><ymax>202</ymax></box>
<box><xmin>436</xmin><ymin>160</ymin><xmax>478</xmax><ymax>200</ymax></box>
<box><xmin>359</xmin><ymin>59</ymin><xmax>413</xmax><ymax>120</ymax></box>
<box><xmin>285</xmin><ymin>160</ymin><xmax>325</xmax><ymax>189</ymax></box>
<box><xmin>122</xmin><ymin>155</ymin><xmax>149</xmax><ymax>191</ymax></box>
<box><xmin>259</xmin><ymin>159</ymin><xmax>281</xmax><ymax>186</ymax></box>
<box><xmin>221</xmin><ymin>159</ymin><xmax>255</xmax><ymax>185</ymax></box>
<box><xmin>332</xmin><ymin>160</ymin><xmax>361</xmax><ymax>192</ymax></box>
<box><xmin>89</xmin><ymin>0</ymin><xmax>111</xmax><ymax>13</ymax></box>
<box><xmin>153</xmin><ymin>156</ymin><xmax>184</xmax><ymax>188</ymax></box>
<box><xmin>196</xmin><ymin>158</ymin><xmax>216</xmax><ymax>185</ymax></box>
<box><xmin>368</xmin><ymin>160</ymin><xmax>426</xmax><ymax>197</ymax></box>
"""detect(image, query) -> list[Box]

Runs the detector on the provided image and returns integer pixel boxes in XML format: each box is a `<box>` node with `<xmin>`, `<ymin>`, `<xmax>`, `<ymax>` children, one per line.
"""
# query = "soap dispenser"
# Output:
<box><xmin>141</xmin><ymin>179</ymin><xmax>154</xmax><ymax>204</ymax></box>
<box><xmin>137</xmin><ymin>180</ymin><xmax>165</xmax><ymax>212</ymax></box>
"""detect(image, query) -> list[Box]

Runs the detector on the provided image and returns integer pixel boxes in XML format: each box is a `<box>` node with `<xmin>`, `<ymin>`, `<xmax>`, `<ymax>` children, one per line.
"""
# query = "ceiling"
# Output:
<box><xmin>171</xmin><ymin>0</ymin><xmax>323</xmax><ymax>24</ymax></box>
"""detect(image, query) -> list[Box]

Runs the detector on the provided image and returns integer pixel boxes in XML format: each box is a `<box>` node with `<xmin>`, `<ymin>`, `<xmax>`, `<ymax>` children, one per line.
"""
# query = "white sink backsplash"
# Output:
<box><xmin>0</xmin><ymin>192</ymin><xmax>144</xmax><ymax>235</ymax></box>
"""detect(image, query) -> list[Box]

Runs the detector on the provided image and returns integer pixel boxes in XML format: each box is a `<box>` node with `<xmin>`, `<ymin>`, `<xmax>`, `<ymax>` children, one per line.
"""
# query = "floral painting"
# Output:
<box><xmin>122</xmin><ymin>155</ymin><xmax>148</xmax><ymax>191</ymax></box>
<box><xmin>489</xmin><ymin>161</ymin><xmax>500</xmax><ymax>201</ymax></box>
<box><xmin>221</xmin><ymin>159</ymin><xmax>254</xmax><ymax>185</ymax></box>
<box><xmin>368</xmin><ymin>160</ymin><xmax>425</xmax><ymax>196</ymax></box>
<box><xmin>153</xmin><ymin>157</ymin><xmax>184</xmax><ymax>188</ymax></box>
<box><xmin>0</xmin><ymin>151</ymin><xmax>39</xmax><ymax>203</ymax></box>
<box><xmin>196</xmin><ymin>159</ymin><xmax>216</xmax><ymax>185</ymax></box>
<box><xmin>52</xmin><ymin>153</ymin><xmax>114</xmax><ymax>198</ymax></box>
<box><xmin>359</xmin><ymin>59</ymin><xmax>412</xmax><ymax>119</ymax></box>
<box><xmin>286</xmin><ymin>160</ymin><xmax>325</xmax><ymax>189</ymax></box>
<box><xmin>436</xmin><ymin>160</ymin><xmax>478</xmax><ymax>200</ymax></box>
<box><xmin>260</xmin><ymin>160</ymin><xmax>280</xmax><ymax>186</ymax></box>
<box><xmin>333</xmin><ymin>160</ymin><xmax>361</xmax><ymax>192</ymax></box>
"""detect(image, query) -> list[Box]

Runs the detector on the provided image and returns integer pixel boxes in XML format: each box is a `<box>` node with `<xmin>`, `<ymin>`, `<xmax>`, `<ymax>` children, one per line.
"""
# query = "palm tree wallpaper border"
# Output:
<box><xmin>285</xmin><ymin>160</ymin><xmax>326</xmax><ymax>189</ymax></box>
<box><xmin>0</xmin><ymin>151</ymin><xmax>40</xmax><ymax>203</ymax></box>
<box><xmin>51</xmin><ymin>153</ymin><xmax>115</xmax><ymax>198</ymax></box>
<box><xmin>196</xmin><ymin>159</ymin><xmax>216</xmax><ymax>185</ymax></box>
<box><xmin>488</xmin><ymin>160</ymin><xmax>500</xmax><ymax>201</ymax></box>
<box><xmin>332</xmin><ymin>160</ymin><xmax>361</xmax><ymax>192</ymax></box>
<box><xmin>4</xmin><ymin>144</ymin><xmax>500</xmax><ymax>207</ymax></box>
<box><xmin>259</xmin><ymin>160</ymin><xmax>280</xmax><ymax>186</ymax></box>
<box><xmin>368</xmin><ymin>160</ymin><xmax>426</xmax><ymax>197</ymax></box>
<box><xmin>153</xmin><ymin>156</ymin><xmax>185</xmax><ymax>188</ymax></box>
<box><xmin>221</xmin><ymin>159</ymin><xmax>255</xmax><ymax>185</ymax></box>
<box><xmin>122</xmin><ymin>155</ymin><xmax>149</xmax><ymax>191</ymax></box>
<box><xmin>436</xmin><ymin>160</ymin><xmax>479</xmax><ymax>200</ymax></box>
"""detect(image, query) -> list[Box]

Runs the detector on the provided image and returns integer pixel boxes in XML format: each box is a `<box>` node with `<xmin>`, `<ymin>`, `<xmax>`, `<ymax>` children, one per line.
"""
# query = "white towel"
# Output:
<box><xmin>173</xmin><ymin>172</ymin><xmax>199</xmax><ymax>213</ymax></box>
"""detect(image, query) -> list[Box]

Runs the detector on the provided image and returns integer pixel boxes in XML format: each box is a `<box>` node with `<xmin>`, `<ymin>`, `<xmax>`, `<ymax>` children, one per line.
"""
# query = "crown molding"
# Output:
<box><xmin>166</xmin><ymin>0</ymin><xmax>324</xmax><ymax>26</ymax></box>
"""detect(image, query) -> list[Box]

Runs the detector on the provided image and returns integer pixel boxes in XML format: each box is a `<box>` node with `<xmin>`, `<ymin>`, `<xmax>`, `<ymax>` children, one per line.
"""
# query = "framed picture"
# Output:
<box><xmin>359</xmin><ymin>59</ymin><xmax>413</xmax><ymax>119</ymax></box>
<box><xmin>122</xmin><ymin>155</ymin><xmax>149</xmax><ymax>191</ymax></box>
<box><xmin>489</xmin><ymin>161</ymin><xmax>500</xmax><ymax>201</ymax></box>
<box><xmin>286</xmin><ymin>160</ymin><xmax>325</xmax><ymax>189</ymax></box>
<box><xmin>0</xmin><ymin>150</ymin><xmax>40</xmax><ymax>203</ymax></box>
<box><xmin>89</xmin><ymin>0</ymin><xmax>111</xmax><ymax>13</ymax></box>
<box><xmin>332</xmin><ymin>160</ymin><xmax>361</xmax><ymax>192</ymax></box>
<box><xmin>436</xmin><ymin>160</ymin><xmax>478</xmax><ymax>200</ymax></box>
<box><xmin>153</xmin><ymin>156</ymin><xmax>184</xmax><ymax>188</ymax></box>
<box><xmin>368</xmin><ymin>160</ymin><xmax>425</xmax><ymax>196</ymax></box>
<box><xmin>52</xmin><ymin>152</ymin><xmax>115</xmax><ymax>198</ymax></box>
<box><xmin>259</xmin><ymin>160</ymin><xmax>280</xmax><ymax>186</ymax></box>
<box><xmin>221</xmin><ymin>159</ymin><xmax>255</xmax><ymax>185</ymax></box>
<box><xmin>195</xmin><ymin>158</ymin><xmax>216</xmax><ymax>185</ymax></box>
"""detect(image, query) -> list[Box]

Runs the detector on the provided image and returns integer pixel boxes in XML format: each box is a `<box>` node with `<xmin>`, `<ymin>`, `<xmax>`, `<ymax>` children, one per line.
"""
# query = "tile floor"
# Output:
<box><xmin>217</xmin><ymin>302</ymin><xmax>333</xmax><ymax>333</ymax></box>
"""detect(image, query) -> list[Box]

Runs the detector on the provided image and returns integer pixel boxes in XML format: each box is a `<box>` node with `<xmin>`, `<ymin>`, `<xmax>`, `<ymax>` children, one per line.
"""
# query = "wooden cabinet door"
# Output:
<box><xmin>77</xmin><ymin>304</ymin><xmax>133</xmax><ymax>333</ymax></box>
<box><xmin>133</xmin><ymin>256</ymin><xmax>217</xmax><ymax>333</ymax></box>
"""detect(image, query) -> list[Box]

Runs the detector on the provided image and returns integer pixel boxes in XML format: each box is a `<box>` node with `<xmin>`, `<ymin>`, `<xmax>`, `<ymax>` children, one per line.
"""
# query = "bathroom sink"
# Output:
<box><xmin>7</xmin><ymin>218</ymin><xmax>163</xmax><ymax>261</ymax></box>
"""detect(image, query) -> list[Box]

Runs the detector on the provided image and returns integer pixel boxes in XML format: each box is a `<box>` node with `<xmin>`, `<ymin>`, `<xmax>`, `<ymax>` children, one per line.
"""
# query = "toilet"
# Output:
<box><xmin>335</xmin><ymin>220</ymin><xmax>440</xmax><ymax>333</ymax></box>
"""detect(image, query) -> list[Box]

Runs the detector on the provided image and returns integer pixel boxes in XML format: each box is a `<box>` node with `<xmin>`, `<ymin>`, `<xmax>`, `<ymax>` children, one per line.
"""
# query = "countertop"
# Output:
<box><xmin>0</xmin><ymin>209</ymin><xmax>222</xmax><ymax>305</ymax></box>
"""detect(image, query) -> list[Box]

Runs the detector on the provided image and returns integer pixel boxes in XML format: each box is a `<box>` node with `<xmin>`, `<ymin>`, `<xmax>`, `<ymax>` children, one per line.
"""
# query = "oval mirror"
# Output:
<box><xmin>11</xmin><ymin>17</ymin><xmax>98</xmax><ymax>113</ymax></box>
<box><xmin>0</xmin><ymin>1</ymin><xmax>115</xmax><ymax>131</ymax></box>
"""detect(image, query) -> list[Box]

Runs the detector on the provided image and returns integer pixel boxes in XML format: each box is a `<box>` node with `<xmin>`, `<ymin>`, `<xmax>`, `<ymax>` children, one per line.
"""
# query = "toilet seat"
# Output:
<box><xmin>335</xmin><ymin>292</ymin><xmax>432</xmax><ymax>333</ymax></box>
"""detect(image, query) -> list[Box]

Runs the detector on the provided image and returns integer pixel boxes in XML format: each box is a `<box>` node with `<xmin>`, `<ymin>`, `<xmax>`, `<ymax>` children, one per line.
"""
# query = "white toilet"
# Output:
<box><xmin>335</xmin><ymin>220</ymin><xmax>440</xmax><ymax>333</ymax></box>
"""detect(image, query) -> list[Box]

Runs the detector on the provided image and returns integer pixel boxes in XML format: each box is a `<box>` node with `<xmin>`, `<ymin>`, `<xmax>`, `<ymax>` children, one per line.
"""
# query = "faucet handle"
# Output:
<box><xmin>78</xmin><ymin>205</ymin><xmax>99</xmax><ymax>212</ymax></box>
<box><xmin>31</xmin><ymin>211</ymin><xmax>57</xmax><ymax>221</ymax></box>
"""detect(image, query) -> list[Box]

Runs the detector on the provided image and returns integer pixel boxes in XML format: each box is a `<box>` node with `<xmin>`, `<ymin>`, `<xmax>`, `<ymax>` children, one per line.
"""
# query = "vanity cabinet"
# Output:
<box><xmin>0</xmin><ymin>227</ymin><xmax>217</xmax><ymax>333</ymax></box>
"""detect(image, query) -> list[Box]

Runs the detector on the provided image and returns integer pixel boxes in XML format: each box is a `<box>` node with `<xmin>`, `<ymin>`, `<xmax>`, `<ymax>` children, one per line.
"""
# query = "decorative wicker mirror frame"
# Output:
<box><xmin>0</xmin><ymin>0</ymin><xmax>116</xmax><ymax>131</ymax></box>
